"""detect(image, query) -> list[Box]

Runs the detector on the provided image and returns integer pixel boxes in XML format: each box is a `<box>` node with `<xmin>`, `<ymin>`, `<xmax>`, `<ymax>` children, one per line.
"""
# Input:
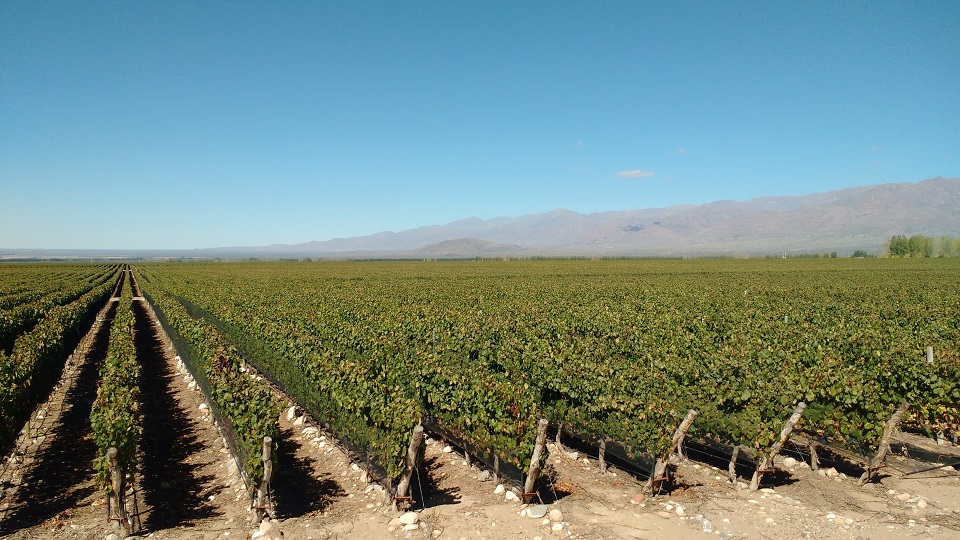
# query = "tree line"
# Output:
<box><xmin>887</xmin><ymin>234</ymin><xmax>960</xmax><ymax>258</ymax></box>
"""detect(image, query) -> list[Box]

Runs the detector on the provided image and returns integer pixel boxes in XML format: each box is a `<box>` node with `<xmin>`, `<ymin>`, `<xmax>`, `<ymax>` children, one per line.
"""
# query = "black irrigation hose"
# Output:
<box><xmin>900</xmin><ymin>461</ymin><xmax>960</xmax><ymax>477</ymax></box>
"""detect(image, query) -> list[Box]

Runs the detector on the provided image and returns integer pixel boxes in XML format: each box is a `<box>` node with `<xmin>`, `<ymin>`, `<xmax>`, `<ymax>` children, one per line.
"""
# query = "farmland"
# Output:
<box><xmin>1</xmin><ymin>257</ymin><xmax>958</xmax><ymax>539</ymax></box>
<box><xmin>136</xmin><ymin>258</ymin><xmax>959</xmax><ymax>481</ymax></box>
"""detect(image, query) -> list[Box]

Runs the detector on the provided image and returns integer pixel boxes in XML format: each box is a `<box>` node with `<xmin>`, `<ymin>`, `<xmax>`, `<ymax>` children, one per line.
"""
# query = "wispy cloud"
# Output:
<box><xmin>615</xmin><ymin>169</ymin><xmax>655</xmax><ymax>179</ymax></box>
<box><xmin>676</xmin><ymin>148</ymin><xmax>688</xmax><ymax>155</ymax></box>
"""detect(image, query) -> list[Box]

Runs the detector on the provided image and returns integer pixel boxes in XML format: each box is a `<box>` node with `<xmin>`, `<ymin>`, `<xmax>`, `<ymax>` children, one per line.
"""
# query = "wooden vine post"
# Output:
<box><xmin>645</xmin><ymin>409</ymin><xmax>698</xmax><ymax>494</ymax></box>
<box><xmin>598</xmin><ymin>438</ymin><xmax>607</xmax><ymax>474</ymax></box>
<box><xmin>523</xmin><ymin>419</ymin><xmax>550</xmax><ymax>502</ymax></box>
<box><xmin>252</xmin><ymin>436</ymin><xmax>274</xmax><ymax>525</ymax></box>
<box><xmin>728</xmin><ymin>445</ymin><xmax>742</xmax><ymax>483</ymax></box>
<box><xmin>859</xmin><ymin>402</ymin><xmax>910</xmax><ymax>486</ymax></box>
<box><xmin>106</xmin><ymin>447</ymin><xmax>132</xmax><ymax>534</ymax></box>
<box><xmin>750</xmin><ymin>402</ymin><xmax>806</xmax><ymax>490</ymax></box>
<box><xmin>394</xmin><ymin>425</ymin><xmax>424</xmax><ymax>511</ymax></box>
<box><xmin>808</xmin><ymin>440</ymin><xmax>820</xmax><ymax>471</ymax></box>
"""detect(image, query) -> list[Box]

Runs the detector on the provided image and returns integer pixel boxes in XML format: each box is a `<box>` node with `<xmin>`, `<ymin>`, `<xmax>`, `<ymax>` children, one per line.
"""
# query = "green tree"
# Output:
<box><xmin>888</xmin><ymin>235</ymin><xmax>909</xmax><ymax>257</ymax></box>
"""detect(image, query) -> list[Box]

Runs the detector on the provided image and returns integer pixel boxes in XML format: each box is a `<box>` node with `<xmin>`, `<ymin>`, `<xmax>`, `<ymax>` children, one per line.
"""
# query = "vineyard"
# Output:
<box><xmin>135</xmin><ymin>259</ymin><xmax>959</xmax><ymax>487</ymax></box>
<box><xmin>0</xmin><ymin>263</ymin><xmax>121</xmax><ymax>452</ymax></box>
<box><xmin>1</xmin><ymin>258</ymin><xmax>958</xmax><ymax>539</ymax></box>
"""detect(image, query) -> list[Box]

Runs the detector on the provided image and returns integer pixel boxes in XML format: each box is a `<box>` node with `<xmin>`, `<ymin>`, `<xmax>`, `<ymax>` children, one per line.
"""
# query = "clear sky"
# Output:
<box><xmin>2</xmin><ymin>1</ymin><xmax>957</xmax><ymax>250</ymax></box>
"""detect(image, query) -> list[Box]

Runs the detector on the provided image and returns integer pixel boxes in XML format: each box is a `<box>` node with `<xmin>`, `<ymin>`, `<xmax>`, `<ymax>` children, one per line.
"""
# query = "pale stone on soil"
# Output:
<box><xmin>399</xmin><ymin>511</ymin><xmax>419</xmax><ymax>526</ymax></box>
<box><xmin>783</xmin><ymin>456</ymin><xmax>798</xmax><ymax>468</ymax></box>
<box><xmin>251</xmin><ymin>519</ymin><xmax>282</xmax><ymax>540</ymax></box>
<box><xmin>527</xmin><ymin>504</ymin><xmax>548</xmax><ymax>518</ymax></box>
<box><xmin>549</xmin><ymin>508</ymin><xmax>563</xmax><ymax>522</ymax></box>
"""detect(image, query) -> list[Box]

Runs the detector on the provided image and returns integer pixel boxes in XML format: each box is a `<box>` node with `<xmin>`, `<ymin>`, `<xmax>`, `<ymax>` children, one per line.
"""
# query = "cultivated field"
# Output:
<box><xmin>1</xmin><ymin>259</ymin><xmax>958</xmax><ymax>539</ymax></box>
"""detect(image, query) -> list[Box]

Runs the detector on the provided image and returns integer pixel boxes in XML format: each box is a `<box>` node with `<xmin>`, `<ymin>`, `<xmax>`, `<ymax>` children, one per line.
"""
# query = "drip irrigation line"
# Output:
<box><xmin>414</xmin><ymin>459</ymin><xmax>425</xmax><ymax>510</ymax></box>
<box><xmin>891</xmin><ymin>460</ymin><xmax>960</xmax><ymax>477</ymax></box>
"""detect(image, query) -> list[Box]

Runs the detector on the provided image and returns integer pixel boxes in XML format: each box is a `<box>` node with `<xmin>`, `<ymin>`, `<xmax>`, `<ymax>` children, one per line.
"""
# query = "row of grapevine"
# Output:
<box><xmin>136</xmin><ymin>259</ymin><xmax>959</xmax><ymax>488</ymax></box>
<box><xmin>135</xmin><ymin>273</ymin><xmax>280</xmax><ymax>491</ymax></box>
<box><xmin>0</xmin><ymin>268</ymin><xmax>120</xmax><ymax>453</ymax></box>
<box><xmin>90</xmin><ymin>270</ymin><xmax>141</xmax><ymax>507</ymax></box>
<box><xmin>0</xmin><ymin>264</ymin><xmax>116</xmax><ymax>306</ymax></box>
<box><xmin>0</xmin><ymin>265</ymin><xmax>119</xmax><ymax>352</ymax></box>
<box><xmin>135</xmin><ymin>266</ymin><xmax>541</xmax><ymax>486</ymax></box>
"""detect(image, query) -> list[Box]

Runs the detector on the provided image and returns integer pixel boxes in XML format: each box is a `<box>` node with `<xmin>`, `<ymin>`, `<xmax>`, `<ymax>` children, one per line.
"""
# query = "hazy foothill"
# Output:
<box><xmin>2</xmin><ymin>177</ymin><xmax>958</xmax><ymax>261</ymax></box>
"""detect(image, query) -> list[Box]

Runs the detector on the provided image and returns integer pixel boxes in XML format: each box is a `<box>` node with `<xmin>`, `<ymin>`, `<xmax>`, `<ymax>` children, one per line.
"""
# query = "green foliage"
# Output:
<box><xmin>137</xmin><ymin>276</ymin><xmax>280</xmax><ymax>489</ymax></box>
<box><xmin>135</xmin><ymin>258</ymin><xmax>960</xmax><ymax>472</ymax></box>
<box><xmin>888</xmin><ymin>234</ymin><xmax>959</xmax><ymax>258</ymax></box>
<box><xmin>0</xmin><ymin>265</ymin><xmax>120</xmax><ymax>452</ymax></box>
<box><xmin>1</xmin><ymin>265</ymin><xmax>118</xmax><ymax>353</ymax></box>
<box><xmin>90</xmin><ymin>270</ymin><xmax>141</xmax><ymax>493</ymax></box>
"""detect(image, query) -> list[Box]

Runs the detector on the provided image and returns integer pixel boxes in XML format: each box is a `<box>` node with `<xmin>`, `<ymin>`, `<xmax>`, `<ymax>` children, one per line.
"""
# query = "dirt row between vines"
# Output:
<box><xmin>2</xmin><ymin>283</ymin><xmax>960</xmax><ymax>539</ymax></box>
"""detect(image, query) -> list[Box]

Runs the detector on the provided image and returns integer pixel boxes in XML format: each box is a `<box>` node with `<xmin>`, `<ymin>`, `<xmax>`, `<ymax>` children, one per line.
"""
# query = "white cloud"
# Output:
<box><xmin>615</xmin><ymin>169</ymin><xmax>655</xmax><ymax>179</ymax></box>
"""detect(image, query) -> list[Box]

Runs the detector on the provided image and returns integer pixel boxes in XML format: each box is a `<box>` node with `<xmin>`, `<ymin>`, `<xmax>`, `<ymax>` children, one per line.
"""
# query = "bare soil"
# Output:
<box><xmin>2</xmin><ymin>293</ymin><xmax>958</xmax><ymax>540</ymax></box>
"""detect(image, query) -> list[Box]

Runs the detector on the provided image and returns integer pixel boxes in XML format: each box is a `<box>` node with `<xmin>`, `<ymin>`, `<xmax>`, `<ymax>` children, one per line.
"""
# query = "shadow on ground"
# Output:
<box><xmin>0</xmin><ymin>302</ymin><xmax>117</xmax><ymax>534</ymax></box>
<box><xmin>272</xmin><ymin>433</ymin><xmax>345</xmax><ymax>518</ymax></box>
<box><xmin>134</xmin><ymin>300</ymin><xmax>220</xmax><ymax>532</ymax></box>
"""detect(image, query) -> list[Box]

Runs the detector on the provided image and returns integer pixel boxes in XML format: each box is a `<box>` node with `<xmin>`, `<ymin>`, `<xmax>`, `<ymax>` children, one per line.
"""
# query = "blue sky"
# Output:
<box><xmin>2</xmin><ymin>1</ymin><xmax>957</xmax><ymax>249</ymax></box>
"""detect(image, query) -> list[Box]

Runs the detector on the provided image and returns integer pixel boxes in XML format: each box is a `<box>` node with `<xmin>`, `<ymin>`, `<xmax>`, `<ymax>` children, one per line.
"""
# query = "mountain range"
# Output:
<box><xmin>4</xmin><ymin>177</ymin><xmax>958</xmax><ymax>259</ymax></box>
<box><xmin>247</xmin><ymin>176</ymin><xmax>960</xmax><ymax>258</ymax></box>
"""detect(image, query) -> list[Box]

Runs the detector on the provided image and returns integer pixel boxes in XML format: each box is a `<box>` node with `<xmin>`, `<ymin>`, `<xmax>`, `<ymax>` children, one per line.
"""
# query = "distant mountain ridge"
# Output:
<box><xmin>277</xmin><ymin>177</ymin><xmax>959</xmax><ymax>257</ymax></box>
<box><xmin>4</xmin><ymin>177</ymin><xmax>958</xmax><ymax>259</ymax></box>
